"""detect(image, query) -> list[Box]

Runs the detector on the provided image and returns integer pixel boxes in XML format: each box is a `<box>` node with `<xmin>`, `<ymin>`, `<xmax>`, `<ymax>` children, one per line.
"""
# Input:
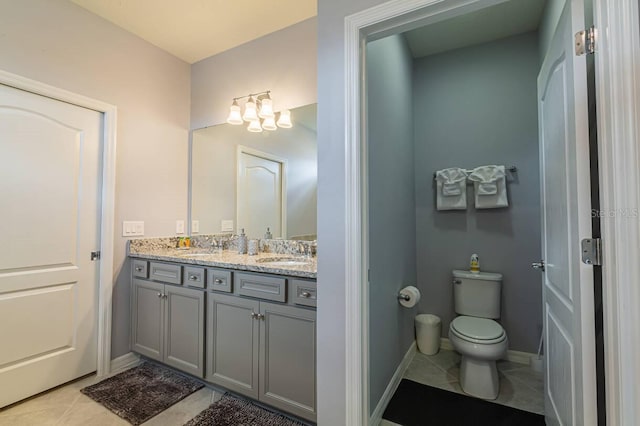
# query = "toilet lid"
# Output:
<box><xmin>451</xmin><ymin>316</ymin><xmax>504</xmax><ymax>340</ymax></box>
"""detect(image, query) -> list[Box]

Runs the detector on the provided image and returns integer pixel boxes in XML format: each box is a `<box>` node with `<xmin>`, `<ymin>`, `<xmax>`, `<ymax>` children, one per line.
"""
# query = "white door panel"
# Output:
<box><xmin>0</xmin><ymin>84</ymin><xmax>102</xmax><ymax>407</ymax></box>
<box><xmin>237</xmin><ymin>150</ymin><xmax>284</xmax><ymax>238</ymax></box>
<box><xmin>538</xmin><ymin>1</ymin><xmax>596</xmax><ymax>425</ymax></box>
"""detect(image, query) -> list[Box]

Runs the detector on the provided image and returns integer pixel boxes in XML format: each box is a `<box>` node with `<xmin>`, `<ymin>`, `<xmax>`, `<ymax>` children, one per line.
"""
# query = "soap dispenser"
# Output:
<box><xmin>264</xmin><ymin>227</ymin><xmax>272</xmax><ymax>240</ymax></box>
<box><xmin>238</xmin><ymin>229</ymin><xmax>248</xmax><ymax>254</ymax></box>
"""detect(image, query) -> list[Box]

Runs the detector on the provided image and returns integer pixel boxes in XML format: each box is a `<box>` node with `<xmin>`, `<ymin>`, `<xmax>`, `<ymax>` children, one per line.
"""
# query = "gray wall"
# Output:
<box><xmin>191</xmin><ymin>18</ymin><xmax>317</xmax><ymax>129</ymax></box>
<box><xmin>317</xmin><ymin>0</ymin><xmax>389</xmax><ymax>422</ymax></box>
<box><xmin>413</xmin><ymin>32</ymin><xmax>542</xmax><ymax>353</ymax></box>
<box><xmin>0</xmin><ymin>0</ymin><xmax>191</xmax><ymax>359</ymax></box>
<box><xmin>367</xmin><ymin>35</ymin><xmax>416</xmax><ymax>413</ymax></box>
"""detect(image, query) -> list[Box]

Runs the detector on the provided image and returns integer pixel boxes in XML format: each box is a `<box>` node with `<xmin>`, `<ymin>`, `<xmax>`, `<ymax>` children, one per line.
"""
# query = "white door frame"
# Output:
<box><xmin>236</xmin><ymin>145</ymin><xmax>288</xmax><ymax>238</ymax></box>
<box><xmin>0</xmin><ymin>69</ymin><xmax>117</xmax><ymax>378</ymax></box>
<box><xmin>344</xmin><ymin>0</ymin><xmax>640</xmax><ymax>425</ymax></box>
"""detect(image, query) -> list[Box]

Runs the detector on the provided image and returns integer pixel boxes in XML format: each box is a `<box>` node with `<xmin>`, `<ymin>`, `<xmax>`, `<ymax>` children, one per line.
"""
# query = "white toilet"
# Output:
<box><xmin>448</xmin><ymin>269</ymin><xmax>508</xmax><ymax>400</ymax></box>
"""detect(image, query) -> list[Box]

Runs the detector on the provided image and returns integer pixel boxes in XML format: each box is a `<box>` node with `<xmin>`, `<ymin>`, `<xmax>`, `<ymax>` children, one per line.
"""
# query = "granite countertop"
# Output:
<box><xmin>129</xmin><ymin>246</ymin><xmax>317</xmax><ymax>279</ymax></box>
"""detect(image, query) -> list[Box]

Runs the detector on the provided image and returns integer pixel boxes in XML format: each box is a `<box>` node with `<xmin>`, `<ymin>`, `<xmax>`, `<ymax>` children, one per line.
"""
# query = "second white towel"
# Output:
<box><xmin>468</xmin><ymin>165</ymin><xmax>508</xmax><ymax>209</ymax></box>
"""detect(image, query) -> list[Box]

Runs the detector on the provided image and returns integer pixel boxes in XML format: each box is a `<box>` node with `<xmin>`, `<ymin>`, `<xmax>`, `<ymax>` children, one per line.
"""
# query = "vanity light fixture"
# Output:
<box><xmin>276</xmin><ymin>109</ymin><xmax>292</xmax><ymax>128</ymax></box>
<box><xmin>226</xmin><ymin>91</ymin><xmax>292</xmax><ymax>132</ymax></box>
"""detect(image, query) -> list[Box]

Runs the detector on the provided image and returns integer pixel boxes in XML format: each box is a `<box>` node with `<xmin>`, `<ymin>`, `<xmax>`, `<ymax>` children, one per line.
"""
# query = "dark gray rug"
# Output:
<box><xmin>185</xmin><ymin>394</ymin><xmax>307</xmax><ymax>426</ymax></box>
<box><xmin>81</xmin><ymin>362</ymin><xmax>204</xmax><ymax>425</ymax></box>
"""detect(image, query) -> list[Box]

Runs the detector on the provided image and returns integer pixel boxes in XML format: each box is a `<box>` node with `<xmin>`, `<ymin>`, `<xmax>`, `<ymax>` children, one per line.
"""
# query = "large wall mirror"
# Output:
<box><xmin>190</xmin><ymin>103</ymin><xmax>317</xmax><ymax>240</ymax></box>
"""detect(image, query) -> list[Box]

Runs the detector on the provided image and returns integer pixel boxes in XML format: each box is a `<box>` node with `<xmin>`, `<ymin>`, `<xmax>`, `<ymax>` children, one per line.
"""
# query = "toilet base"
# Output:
<box><xmin>459</xmin><ymin>355</ymin><xmax>500</xmax><ymax>400</ymax></box>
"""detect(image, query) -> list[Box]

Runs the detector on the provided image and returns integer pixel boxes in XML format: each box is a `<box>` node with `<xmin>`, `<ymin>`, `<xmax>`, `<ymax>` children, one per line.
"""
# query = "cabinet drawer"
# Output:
<box><xmin>236</xmin><ymin>273</ymin><xmax>286</xmax><ymax>302</ymax></box>
<box><xmin>132</xmin><ymin>260</ymin><xmax>148</xmax><ymax>279</ymax></box>
<box><xmin>184</xmin><ymin>266</ymin><xmax>205</xmax><ymax>289</ymax></box>
<box><xmin>291</xmin><ymin>280</ymin><xmax>317</xmax><ymax>307</ymax></box>
<box><xmin>207</xmin><ymin>268</ymin><xmax>232</xmax><ymax>293</ymax></box>
<box><xmin>149</xmin><ymin>262</ymin><xmax>182</xmax><ymax>285</ymax></box>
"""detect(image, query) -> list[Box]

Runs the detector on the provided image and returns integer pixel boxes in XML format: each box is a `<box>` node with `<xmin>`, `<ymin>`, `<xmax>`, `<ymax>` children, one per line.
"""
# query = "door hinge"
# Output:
<box><xmin>90</xmin><ymin>251</ymin><xmax>101</xmax><ymax>261</ymax></box>
<box><xmin>581</xmin><ymin>238</ymin><xmax>602</xmax><ymax>266</ymax></box>
<box><xmin>575</xmin><ymin>26</ymin><xmax>596</xmax><ymax>56</ymax></box>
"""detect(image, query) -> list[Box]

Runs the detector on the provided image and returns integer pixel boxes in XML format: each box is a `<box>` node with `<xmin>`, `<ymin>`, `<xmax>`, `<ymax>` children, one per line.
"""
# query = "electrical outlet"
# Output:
<box><xmin>176</xmin><ymin>220</ymin><xmax>185</xmax><ymax>234</ymax></box>
<box><xmin>221</xmin><ymin>220</ymin><xmax>234</xmax><ymax>232</ymax></box>
<box><xmin>123</xmin><ymin>221</ymin><xmax>144</xmax><ymax>237</ymax></box>
<box><xmin>191</xmin><ymin>220</ymin><xmax>200</xmax><ymax>233</ymax></box>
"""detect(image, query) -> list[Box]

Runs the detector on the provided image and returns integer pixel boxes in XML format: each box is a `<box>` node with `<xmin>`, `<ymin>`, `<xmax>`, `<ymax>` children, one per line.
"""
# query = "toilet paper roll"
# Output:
<box><xmin>399</xmin><ymin>286</ymin><xmax>421</xmax><ymax>308</ymax></box>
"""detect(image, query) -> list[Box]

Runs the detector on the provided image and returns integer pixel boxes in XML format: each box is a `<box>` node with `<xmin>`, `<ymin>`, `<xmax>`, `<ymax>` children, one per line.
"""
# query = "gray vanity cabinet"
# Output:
<box><xmin>131</xmin><ymin>277</ymin><xmax>205</xmax><ymax>378</ymax></box>
<box><xmin>131</xmin><ymin>279</ymin><xmax>163</xmax><ymax>360</ymax></box>
<box><xmin>259</xmin><ymin>302</ymin><xmax>316</xmax><ymax>421</ymax></box>
<box><xmin>206</xmin><ymin>292</ymin><xmax>317</xmax><ymax>421</ymax></box>
<box><xmin>206</xmin><ymin>293</ymin><xmax>260</xmax><ymax>397</ymax></box>
<box><xmin>163</xmin><ymin>285</ymin><xmax>205</xmax><ymax>377</ymax></box>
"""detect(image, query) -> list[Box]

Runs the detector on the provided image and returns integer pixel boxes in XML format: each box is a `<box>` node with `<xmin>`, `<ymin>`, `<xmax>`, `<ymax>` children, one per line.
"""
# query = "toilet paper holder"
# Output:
<box><xmin>398</xmin><ymin>293</ymin><xmax>411</xmax><ymax>301</ymax></box>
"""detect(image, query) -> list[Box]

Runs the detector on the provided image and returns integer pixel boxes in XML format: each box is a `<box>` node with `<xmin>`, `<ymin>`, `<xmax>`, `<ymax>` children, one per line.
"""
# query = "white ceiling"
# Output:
<box><xmin>405</xmin><ymin>0</ymin><xmax>546</xmax><ymax>59</ymax></box>
<box><xmin>70</xmin><ymin>0</ymin><xmax>317</xmax><ymax>64</ymax></box>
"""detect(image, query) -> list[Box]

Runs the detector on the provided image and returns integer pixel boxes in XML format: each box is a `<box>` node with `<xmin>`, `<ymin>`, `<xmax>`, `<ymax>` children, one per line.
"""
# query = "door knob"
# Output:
<box><xmin>531</xmin><ymin>260</ymin><xmax>545</xmax><ymax>271</ymax></box>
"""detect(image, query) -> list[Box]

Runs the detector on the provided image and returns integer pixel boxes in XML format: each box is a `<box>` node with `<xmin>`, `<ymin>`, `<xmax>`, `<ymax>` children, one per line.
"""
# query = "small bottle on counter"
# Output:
<box><xmin>238</xmin><ymin>228</ymin><xmax>248</xmax><ymax>254</ymax></box>
<box><xmin>264</xmin><ymin>227</ymin><xmax>272</xmax><ymax>240</ymax></box>
<box><xmin>470</xmin><ymin>253</ymin><xmax>480</xmax><ymax>273</ymax></box>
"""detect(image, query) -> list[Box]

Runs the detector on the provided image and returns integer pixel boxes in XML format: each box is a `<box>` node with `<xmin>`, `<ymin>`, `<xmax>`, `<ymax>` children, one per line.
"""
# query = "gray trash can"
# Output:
<box><xmin>415</xmin><ymin>314</ymin><xmax>441</xmax><ymax>355</ymax></box>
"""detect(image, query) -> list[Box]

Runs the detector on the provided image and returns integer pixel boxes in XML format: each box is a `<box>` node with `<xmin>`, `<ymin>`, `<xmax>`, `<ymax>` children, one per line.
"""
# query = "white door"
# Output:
<box><xmin>538</xmin><ymin>1</ymin><xmax>597</xmax><ymax>425</ymax></box>
<box><xmin>0</xmin><ymin>84</ymin><xmax>102</xmax><ymax>407</ymax></box>
<box><xmin>237</xmin><ymin>149</ymin><xmax>284</xmax><ymax>238</ymax></box>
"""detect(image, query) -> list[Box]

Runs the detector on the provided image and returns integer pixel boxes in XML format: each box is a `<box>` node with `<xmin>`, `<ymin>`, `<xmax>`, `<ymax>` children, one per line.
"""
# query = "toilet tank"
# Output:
<box><xmin>453</xmin><ymin>270</ymin><xmax>503</xmax><ymax>319</ymax></box>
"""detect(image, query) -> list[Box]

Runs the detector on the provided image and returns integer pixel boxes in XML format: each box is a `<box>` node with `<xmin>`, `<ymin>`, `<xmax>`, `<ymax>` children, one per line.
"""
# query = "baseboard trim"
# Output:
<box><xmin>370</xmin><ymin>342</ymin><xmax>417</xmax><ymax>426</ymax></box>
<box><xmin>440</xmin><ymin>338</ymin><xmax>535</xmax><ymax>365</ymax></box>
<box><xmin>109</xmin><ymin>352</ymin><xmax>141</xmax><ymax>375</ymax></box>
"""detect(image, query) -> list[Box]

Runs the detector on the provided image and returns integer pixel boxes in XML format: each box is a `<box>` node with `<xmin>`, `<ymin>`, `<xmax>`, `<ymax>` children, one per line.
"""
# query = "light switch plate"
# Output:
<box><xmin>221</xmin><ymin>220</ymin><xmax>234</xmax><ymax>232</ymax></box>
<box><xmin>176</xmin><ymin>220</ymin><xmax>185</xmax><ymax>234</ymax></box>
<box><xmin>123</xmin><ymin>221</ymin><xmax>144</xmax><ymax>237</ymax></box>
<box><xmin>191</xmin><ymin>220</ymin><xmax>200</xmax><ymax>233</ymax></box>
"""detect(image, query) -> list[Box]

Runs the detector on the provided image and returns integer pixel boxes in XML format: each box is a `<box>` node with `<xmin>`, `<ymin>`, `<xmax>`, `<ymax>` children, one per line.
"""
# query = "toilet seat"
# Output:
<box><xmin>450</xmin><ymin>316</ymin><xmax>506</xmax><ymax>344</ymax></box>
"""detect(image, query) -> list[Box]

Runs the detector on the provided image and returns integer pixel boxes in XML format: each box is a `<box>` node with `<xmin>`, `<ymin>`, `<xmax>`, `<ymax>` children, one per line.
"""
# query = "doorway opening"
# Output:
<box><xmin>349</xmin><ymin>0</ymin><xmax>605</xmax><ymax>424</ymax></box>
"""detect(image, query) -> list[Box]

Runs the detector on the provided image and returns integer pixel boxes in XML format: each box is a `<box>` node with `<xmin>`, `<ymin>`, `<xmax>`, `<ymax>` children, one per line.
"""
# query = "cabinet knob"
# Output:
<box><xmin>162</xmin><ymin>294</ymin><xmax>168</xmax><ymax>299</ymax></box>
<box><xmin>250</xmin><ymin>312</ymin><xmax>257</xmax><ymax>319</ymax></box>
<box><xmin>257</xmin><ymin>313</ymin><xmax>265</xmax><ymax>321</ymax></box>
<box><xmin>301</xmin><ymin>291</ymin><xmax>311</xmax><ymax>298</ymax></box>
<box><xmin>189</xmin><ymin>275</ymin><xmax>198</xmax><ymax>281</ymax></box>
<box><xmin>135</xmin><ymin>266</ymin><xmax>143</xmax><ymax>272</ymax></box>
<box><xmin>214</xmin><ymin>278</ymin><xmax>224</xmax><ymax>284</ymax></box>
<box><xmin>157</xmin><ymin>292</ymin><xmax>162</xmax><ymax>298</ymax></box>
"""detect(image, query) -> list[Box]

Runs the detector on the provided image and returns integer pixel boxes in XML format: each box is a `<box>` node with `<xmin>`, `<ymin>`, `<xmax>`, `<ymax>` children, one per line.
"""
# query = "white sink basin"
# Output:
<box><xmin>257</xmin><ymin>257</ymin><xmax>312</xmax><ymax>266</ymax></box>
<box><xmin>264</xmin><ymin>260</ymin><xmax>311</xmax><ymax>266</ymax></box>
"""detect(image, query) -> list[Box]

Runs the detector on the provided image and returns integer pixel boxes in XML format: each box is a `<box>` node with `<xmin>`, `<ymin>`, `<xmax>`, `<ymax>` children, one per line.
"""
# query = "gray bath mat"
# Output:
<box><xmin>81</xmin><ymin>362</ymin><xmax>204</xmax><ymax>425</ymax></box>
<box><xmin>185</xmin><ymin>394</ymin><xmax>307</xmax><ymax>426</ymax></box>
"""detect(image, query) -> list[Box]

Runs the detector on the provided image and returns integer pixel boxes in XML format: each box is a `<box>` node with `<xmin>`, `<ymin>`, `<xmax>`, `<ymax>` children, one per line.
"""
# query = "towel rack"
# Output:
<box><xmin>432</xmin><ymin>165</ymin><xmax>517</xmax><ymax>180</ymax></box>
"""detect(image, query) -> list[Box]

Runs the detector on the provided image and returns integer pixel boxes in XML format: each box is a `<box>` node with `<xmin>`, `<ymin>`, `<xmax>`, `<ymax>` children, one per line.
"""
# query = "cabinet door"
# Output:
<box><xmin>206</xmin><ymin>293</ymin><xmax>260</xmax><ymax>398</ymax></box>
<box><xmin>163</xmin><ymin>285</ymin><xmax>205</xmax><ymax>377</ymax></box>
<box><xmin>259</xmin><ymin>303</ymin><xmax>316</xmax><ymax>421</ymax></box>
<box><xmin>131</xmin><ymin>279</ymin><xmax>163</xmax><ymax>361</ymax></box>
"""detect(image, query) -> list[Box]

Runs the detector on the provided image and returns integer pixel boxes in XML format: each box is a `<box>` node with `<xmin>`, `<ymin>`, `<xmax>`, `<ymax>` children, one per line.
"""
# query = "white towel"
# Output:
<box><xmin>435</xmin><ymin>168</ymin><xmax>468</xmax><ymax>210</ymax></box>
<box><xmin>468</xmin><ymin>165</ymin><xmax>508</xmax><ymax>209</ymax></box>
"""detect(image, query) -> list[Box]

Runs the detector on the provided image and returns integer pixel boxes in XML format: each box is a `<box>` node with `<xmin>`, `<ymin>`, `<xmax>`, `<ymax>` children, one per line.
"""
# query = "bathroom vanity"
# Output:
<box><xmin>128</xmin><ymin>242</ymin><xmax>317</xmax><ymax>421</ymax></box>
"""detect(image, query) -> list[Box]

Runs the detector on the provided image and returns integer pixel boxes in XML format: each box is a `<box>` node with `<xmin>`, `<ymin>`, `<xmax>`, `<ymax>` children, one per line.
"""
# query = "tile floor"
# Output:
<box><xmin>0</xmin><ymin>370</ymin><xmax>224</xmax><ymax>426</ymax></box>
<box><xmin>381</xmin><ymin>348</ymin><xmax>544</xmax><ymax>426</ymax></box>
<box><xmin>0</xmin><ymin>349</ymin><xmax>542</xmax><ymax>426</ymax></box>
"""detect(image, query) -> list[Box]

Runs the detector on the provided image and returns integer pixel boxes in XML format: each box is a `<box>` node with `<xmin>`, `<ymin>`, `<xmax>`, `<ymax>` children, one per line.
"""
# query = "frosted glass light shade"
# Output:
<box><xmin>226</xmin><ymin>102</ymin><xmax>243</xmax><ymax>125</ymax></box>
<box><xmin>262</xmin><ymin>116</ymin><xmax>277</xmax><ymax>131</ymax></box>
<box><xmin>277</xmin><ymin>109</ymin><xmax>292</xmax><ymax>128</ymax></box>
<box><xmin>247</xmin><ymin>119</ymin><xmax>263</xmax><ymax>132</ymax></box>
<box><xmin>258</xmin><ymin>98</ymin><xmax>275</xmax><ymax>119</ymax></box>
<box><xmin>243</xmin><ymin>97</ymin><xmax>258</xmax><ymax>122</ymax></box>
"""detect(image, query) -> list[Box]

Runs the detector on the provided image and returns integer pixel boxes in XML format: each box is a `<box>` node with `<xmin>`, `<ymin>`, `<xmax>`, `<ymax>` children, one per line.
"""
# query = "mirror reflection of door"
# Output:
<box><xmin>237</xmin><ymin>147</ymin><xmax>286</xmax><ymax>238</ymax></box>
